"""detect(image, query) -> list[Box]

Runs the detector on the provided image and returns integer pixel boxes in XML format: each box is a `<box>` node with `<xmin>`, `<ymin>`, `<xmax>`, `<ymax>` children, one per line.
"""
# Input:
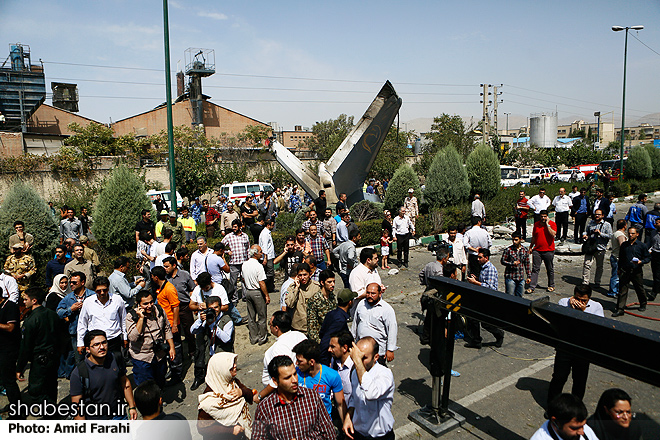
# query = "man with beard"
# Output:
<box><xmin>352</xmin><ymin>283</ymin><xmax>397</xmax><ymax>364</ymax></box>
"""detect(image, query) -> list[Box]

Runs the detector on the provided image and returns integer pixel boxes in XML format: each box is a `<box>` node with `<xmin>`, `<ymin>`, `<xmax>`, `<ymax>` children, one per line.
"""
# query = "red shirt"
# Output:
<box><xmin>516</xmin><ymin>197</ymin><xmax>529</xmax><ymax>219</ymax></box>
<box><xmin>205</xmin><ymin>206</ymin><xmax>220</xmax><ymax>226</ymax></box>
<box><xmin>532</xmin><ymin>221</ymin><xmax>557</xmax><ymax>252</ymax></box>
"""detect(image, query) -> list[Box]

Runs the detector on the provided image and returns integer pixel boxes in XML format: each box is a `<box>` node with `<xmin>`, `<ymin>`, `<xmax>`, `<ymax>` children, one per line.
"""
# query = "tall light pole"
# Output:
<box><xmin>163</xmin><ymin>0</ymin><xmax>177</xmax><ymax>214</ymax></box>
<box><xmin>612</xmin><ymin>25</ymin><xmax>643</xmax><ymax>179</ymax></box>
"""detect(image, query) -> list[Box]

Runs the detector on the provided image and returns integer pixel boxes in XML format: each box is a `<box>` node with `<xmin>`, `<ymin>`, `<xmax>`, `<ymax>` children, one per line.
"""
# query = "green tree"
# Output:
<box><xmin>424</xmin><ymin>144</ymin><xmax>470</xmax><ymax>208</ymax></box>
<box><xmin>415</xmin><ymin>114</ymin><xmax>476</xmax><ymax>176</ymax></box>
<box><xmin>384</xmin><ymin>164</ymin><xmax>421</xmax><ymax>211</ymax></box>
<box><xmin>303</xmin><ymin>114</ymin><xmax>355</xmax><ymax>162</ymax></box>
<box><xmin>0</xmin><ymin>180</ymin><xmax>59</xmax><ymax>280</ymax></box>
<box><xmin>371</xmin><ymin>125</ymin><xmax>412</xmax><ymax>179</ymax></box>
<box><xmin>466</xmin><ymin>142</ymin><xmax>501</xmax><ymax>199</ymax></box>
<box><xmin>626</xmin><ymin>145</ymin><xmax>652</xmax><ymax>180</ymax></box>
<box><xmin>644</xmin><ymin>144</ymin><xmax>660</xmax><ymax>177</ymax></box>
<box><xmin>93</xmin><ymin>165</ymin><xmax>153</xmax><ymax>253</ymax></box>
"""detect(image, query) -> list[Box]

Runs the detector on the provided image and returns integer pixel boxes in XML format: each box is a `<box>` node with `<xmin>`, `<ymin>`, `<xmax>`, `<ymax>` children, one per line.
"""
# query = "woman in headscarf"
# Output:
<box><xmin>587</xmin><ymin>388</ymin><xmax>643</xmax><ymax>440</ymax></box>
<box><xmin>46</xmin><ymin>274</ymin><xmax>73</xmax><ymax>378</ymax></box>
<box><xmin>197</xmin><ymin>352</ymin><xmax>254</xmax><ymax>439</ymax></box>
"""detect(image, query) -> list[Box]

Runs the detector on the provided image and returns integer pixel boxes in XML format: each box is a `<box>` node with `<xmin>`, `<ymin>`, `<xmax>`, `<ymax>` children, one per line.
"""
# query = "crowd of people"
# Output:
<box><xmin>0</xmin><ymin>182</ymin><xmax>651</xmax><ymax>440</ymax></box>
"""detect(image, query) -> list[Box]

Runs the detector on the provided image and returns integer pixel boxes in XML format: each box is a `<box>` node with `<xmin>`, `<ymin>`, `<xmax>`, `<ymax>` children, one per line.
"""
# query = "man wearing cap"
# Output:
<box><xmin>155</xmin><ymin>210</ymin><xmax>169</xmax><ymax>241</ymax></box>
<box><xmin>289</xmin><ymin>186</ymin><xmax>303</xmax><ymax>213</ymax></box>
<box><xmin>404</xmin><ymin>188</ymin><xmax>419</xmax><ymax>228</ymax></box>
<box><xmin>4</xmin><ymin>243</ymin><xmax>36</xmax><ymax>293</ymax></box>
<box><xmin>163</xmin><ymin>211</ymin><xmax>184</xmax><ymax>249</ymax></box>
<box><xmin>319</xmin><ymin>289</ymin><xmax>356</xmax><ymax>365</ymax></box>
<box><xmin>80</xmin><ymin>235</ymin><xmax>100</xmax><ymax>273</ymax></box>
<box><xmin>215</xmin><ymin>194</ymin><xmax>228</xmax><ymax>213</ymax></box>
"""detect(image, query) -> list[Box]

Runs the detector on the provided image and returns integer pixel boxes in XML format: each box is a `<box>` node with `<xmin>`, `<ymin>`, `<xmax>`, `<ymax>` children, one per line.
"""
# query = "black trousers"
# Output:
<box><xmin>652</xmin><ymin>253</ymin><xmax>660</xmax><ymax>295</ymax></box>
<box><xmin>468</xmin><ymin>253</ymin><xmax>482</xmax><ymax>278</ymax></box>
<box><xmin>617</xmin><ymin>270</ymin><xmax>647</xmax><ymax>310</ymax></box>
<box><xmin>396</xmin><ymin>233</ymin><xmax>410</xmax><ymax>264</ymax></box>
<box><xmin>26</xmin><ymin>355</ymin><xmax>58</xmax><ymax>407</ymax></box>
<box><xmin>574</xmin><ymin>213</ymin><xmax>589</xmax><ymax>243</ymax></box>
<box><xmin>179</xmin><ymin>303</ymin><xmax>195</xmax><ymax>357</ymax></box>
<box><xmin>194</xmin><ymin>331</ymin><xmax>211</xmax><ymax>381</ymax></box>
<box><xmin>354</xmin><ymin>430</ymin><xmax>394</xmax><ymax>440</ymax></box>
<box><xmin>465</xmin><ymin>319</ymin><xmax>503</xmax><ymax>345</ymax></box>
<box><xmin>0</xmin><ymin>350</ymin><xmax>20</xmax><ymax>406</ymax></box>
<box><xmin>547</xmin><ymin>350</ymin><xmax>590</xmax><ymax>406</ymax></box>
<box><xmin>555</xmin><ymin>212</ymin><xmax>569</xmax><ymax>241</ymax></box>
<box><xmin>515</xmin><ymin>217</ymin><xmax>527</xmax><ymax>240</ymax></box>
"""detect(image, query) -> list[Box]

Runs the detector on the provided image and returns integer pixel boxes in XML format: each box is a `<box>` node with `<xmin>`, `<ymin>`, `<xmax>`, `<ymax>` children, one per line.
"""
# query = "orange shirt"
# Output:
<box><xmin>157</xmin><ymin>281</ymin><xmax>180</xmax><ymax>328</ymax></box>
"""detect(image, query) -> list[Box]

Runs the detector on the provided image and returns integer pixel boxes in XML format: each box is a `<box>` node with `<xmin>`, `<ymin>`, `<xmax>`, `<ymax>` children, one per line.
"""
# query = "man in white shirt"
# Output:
<box><xmin>552</xmin><ymin>187</ymin><xmax>572</xmax><ymax>242</ymax></box>
<box><xmin>328</xmin><ymin>330</ymin><xmax>355</xmax><ymax>404</ymax></box>
<box><xmin>463</xmin><ymin>216</ymin><xmax>492</xmax><ymax>278</ymax></box>
<box><xmin>76</xmin><ymin>276</ymin><xmax>127</xmax><ymax>361</ymax></box>
<box><xmin>530</xmin><ymin>393</ymin><xmax>597</xmax><ymax>440</ymax></box>
<box><xmin>154</xmin><ymin>242</ymin><xmax>176</xmax><ymax>268</ymax></box>
<box><xmin>568</xmin><ymin>185</ymin><xmax>580</xmax><ymax>201</ymax></box>
<box><xmin>392</xmin><ymin>207</ymin><xmax>415</xmax><ymax>268</ymax></box>
<box><xmin>352</xmin><ymin>283</ymin><xmax>397</xmax><ymax>363</ymax></box>
<box><xmin>242</xmin><ymin>245</ymin><xmax>271</xmax><ymax>345</ymax></box>
<box><xmin>471</xmin><ymin>194</ymin><xmax>486</xmax><ymax>222</ymax></box>
<box><xmin>189</xmin><ymin>237</ymin><xmax>211</xmax><ymax>281</ymax></box>
<box><xmin>259</xmin><ymin>219</ymin><xmax>276</xmax><ymax>292</ymax></box>
<box><xmin>342</xmin><ymin>336</ymin><xmax>395</xmax><ymax>440</ymax></box>
<box><xmin>528</xmin><ymin>188</ymin><xmax>552</xmax><ymax>223</ymax></box>
<box><xmin>280</xmin><ymin>264</ymin><xmax>299</xmax><ymax>312</ymax></box>
<box><xmin>349</xmin><ymin>248</ymin><xmax>385</xmax><ymax>300</ymax></box>
<box><xmin>0</xmin><ymin>272</ymin><xmax>20</xmax><ymax>303</ymax></box>
<box><xmin>258</xmin><ymin>311</ymin><xmax>307</xmax><ymax>396</ymax></box>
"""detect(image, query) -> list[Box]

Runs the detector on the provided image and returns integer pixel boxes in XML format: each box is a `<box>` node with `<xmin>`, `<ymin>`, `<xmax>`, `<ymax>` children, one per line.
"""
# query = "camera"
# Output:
<box><xmin>427</xmin><ymin>234</ymin><xmax>452</xmax><ymax>256</ymax></box>
<box><xmin>204</xmin><ymin>307</ymin><xmax>216</xmax><ymax>324</ymax></box>
<box><xmin>153</xmin><ymin>339</ymin><xmax>169</xmax><ymax>353</ymax></box>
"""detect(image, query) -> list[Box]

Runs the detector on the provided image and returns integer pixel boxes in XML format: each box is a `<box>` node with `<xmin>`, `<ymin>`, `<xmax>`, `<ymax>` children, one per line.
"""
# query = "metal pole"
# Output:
<box><xmin>619</xmin><ymin>28</ymin><xmax>628</xmax><ymax>179</ymax></box>
<box><xmin>163</xmin><ymin>0</ymin><xmax>177</xmax><ymax>215</ymax></box>
<box><xmin>440</xmin><ymin>315</ymin><xmax>457</xmax><ymax>416</ymax></box>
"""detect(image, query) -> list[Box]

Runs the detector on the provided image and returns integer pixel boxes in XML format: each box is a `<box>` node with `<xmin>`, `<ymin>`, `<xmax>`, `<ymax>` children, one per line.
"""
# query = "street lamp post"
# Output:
<box><xmin>504</xmin><ymin>112</ymin><xmax>510</xmax><ymax>136</ymax></box>
<box><xmin>612</xmin><ymin>25</ymin><xmax>643</xmax><ymax>179</ymax></box>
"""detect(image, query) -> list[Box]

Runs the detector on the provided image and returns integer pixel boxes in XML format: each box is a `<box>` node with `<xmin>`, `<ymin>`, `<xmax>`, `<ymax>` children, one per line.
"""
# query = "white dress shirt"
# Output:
<box><xmin>0</xmin><ymin>273</ymin><xmax>20</xmax><ymax>303</ymax></box>
<box><xmin>262</xmin><ymin>330</ymin><xmax>308</xmax><ymax>386</ymax></box>
<box><xmin>552</xmin><ymin>195</ymin><xmax>572</xmax><ymax>213</ymax></box>
<box><xmin>259</xmin><ymin>228</ymin><xmax>275</xmax><ymax>259</ymax></box>
<box><xmin>191</xmin><ymin>283</ymin><xmax>229</xmax><ymax>307</ymax></box>
<box><xmin>348</xmin><ymin>264</ymin><xmax>382</xmax><ymax>297</ymax></box>
<box><xmin>76</xmin><ymin>293</ymin><xmax>127</xmax><ymax>347</ymax></box>
<box><xmin>392</xmin><ymin>215</ymin><xmax>414</xmax><ymax>235</ymax></box>
<box><xmin>463</xmin><ymin>226</ymin><xmax>492</xmax><ymax>255</ymax></box>
<box><xmin>190</xmin><ymin>248</ymin><xmax>212</xmax><ymax>281</ymax></box>
<box><xmin>332</xmin><ymin>355</ymin><xmax>355</xmax><ymax>405</ymax></box>
<box><xmin>352</xmin><ymin>299</ymin><xmax>397</xmax><ymax>356</ymax></box>
<box><xmin>528</xmin><ymin>194</ymin><xmax>552</xmax><ymax>214</ymax></box>
<box><xmin>348</xmin><ymin>362</ymin><xmax>395</xmax><ymax>437</ymax></box>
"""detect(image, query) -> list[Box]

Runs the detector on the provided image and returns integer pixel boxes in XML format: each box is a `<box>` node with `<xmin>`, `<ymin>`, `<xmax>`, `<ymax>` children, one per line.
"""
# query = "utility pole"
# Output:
<box><xmin>163</xmin><ymin>0</ymin><xmax>177</xmax><ymax>215</ymax></box>
<box><xmin>480</xmin><ymin>84</ymin><xmax>491</xmax><ymax>143</ymax></box>
<box><xmin>493</xmin><ymin>85</ymin><xmax>502</xmax><ymax>135</ymax></box>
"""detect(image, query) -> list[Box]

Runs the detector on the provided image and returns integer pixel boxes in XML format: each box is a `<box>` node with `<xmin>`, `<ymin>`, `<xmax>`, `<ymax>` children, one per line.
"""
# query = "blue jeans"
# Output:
<box><xmin>131</xmin><ymin>356</ymin><xmax>167</xmax><ymax>388</ymax></box>
<box><xmin>609</xmin><ymin>255</ymin><xmax>619</xmax><ymax>296</ymax></box>
<box><xmin>505</xmin><ymin>278</ymin><xmax>525</xmax><ymax>297</ymax></box>
<box><xmin>228</xmin><ymin>302</ymin><xmax>243</xmax><ymax>324</ymax></box>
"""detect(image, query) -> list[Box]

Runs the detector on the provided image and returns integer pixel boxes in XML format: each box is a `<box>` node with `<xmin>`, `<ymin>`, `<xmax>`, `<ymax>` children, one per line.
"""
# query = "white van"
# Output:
<box><xmin>500</xmin><ymin>165</ymin><xmax>529</xmax><ymax>188</ymax></box>
<box><xmin>147</xmin><ymin>189</ymin><xmax>183</xmax><ymax>211</ymax></box>
<box><xmin>219</xmin><ymin>181</ymin><xmax>275</xmax><ymax>202</ymax></box>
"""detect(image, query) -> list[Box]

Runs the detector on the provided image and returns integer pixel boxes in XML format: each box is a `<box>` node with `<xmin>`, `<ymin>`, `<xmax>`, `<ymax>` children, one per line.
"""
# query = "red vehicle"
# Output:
<box><xmin>577</xmin><ymin>164</ymin><xmax>598</xmax><ymax>177</ymax></box>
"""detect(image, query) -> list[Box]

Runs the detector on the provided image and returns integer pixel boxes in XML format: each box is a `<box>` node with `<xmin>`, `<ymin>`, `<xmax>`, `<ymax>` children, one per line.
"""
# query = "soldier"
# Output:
<box><xmin>16</xmin><ymin>288</ymin><xmax>59</xmax><ymax>410</ymax></box>
<box><xmin>404</xmin><ymin>188</ymin><xmax>419</xmax><ymax>228</ymax></box>
<box><xmin>162</xmin><ymin>211</ymin><xmax>185</xmax><ymax>249</ymax></box>
<box><xmin>4</xmin><ymin>243</ymin><xmax>36</xmax><ymax>293</ymax></box>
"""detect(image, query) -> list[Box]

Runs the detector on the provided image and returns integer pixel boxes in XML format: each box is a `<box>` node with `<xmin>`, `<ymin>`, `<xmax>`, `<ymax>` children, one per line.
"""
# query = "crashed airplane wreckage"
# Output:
<box><xmin>270</xmin><ymin>81</ymin><xmax>402</xmax><ymax>207</ymax></box>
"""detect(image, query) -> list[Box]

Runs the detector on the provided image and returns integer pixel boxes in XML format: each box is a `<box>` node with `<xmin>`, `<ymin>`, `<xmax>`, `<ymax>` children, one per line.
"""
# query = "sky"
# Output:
<box><xmin>1</xmin><ymin>0</ymin><xmax>659</xmax><ymax>131</ymax></box>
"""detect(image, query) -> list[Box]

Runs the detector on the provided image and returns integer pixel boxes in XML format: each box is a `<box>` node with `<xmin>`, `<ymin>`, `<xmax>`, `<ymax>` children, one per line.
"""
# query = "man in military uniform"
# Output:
<box><xmin>16</xmin><ymin>288</ymin><xmax>59</xmax><ymax>411</ymax></box>
<box><xmin>162</xmin><ymin>211</ymin><xmax>185</xmax><ymax>249</ymax></box>
<box><xmin>404</xmin><ymin>188</ymin><xmax>419</xmax><ymax>229</ymax></box>
<box><xmin>4</xmin><ymin>243</ymin><xmax>36</xmax><ymax>293</ymax></box>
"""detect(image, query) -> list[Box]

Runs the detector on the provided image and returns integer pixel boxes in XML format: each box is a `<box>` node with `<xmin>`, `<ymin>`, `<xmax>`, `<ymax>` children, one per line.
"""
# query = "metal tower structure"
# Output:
<box><xmin>184</xmin><ymin>48</ymin><xmax>215</xmax><ymax>128</ymax></box>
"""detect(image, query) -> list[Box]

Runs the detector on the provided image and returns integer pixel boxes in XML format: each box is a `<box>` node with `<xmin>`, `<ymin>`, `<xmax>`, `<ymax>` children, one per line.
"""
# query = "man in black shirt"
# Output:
<box><xmin>613</xmin><ymin>226</ymin><xmax>650</xmax><ymax>317</ymax></box>
<box><xmin>134</xmin><ymin>380</ymin><xmax>191</xmax><ymax>440</ymax></box>
<box><xmin>154</xmin><ymin>194</ymin><xmax>168</xmax><ymax>214</ymax></box>
<box><xmin>70</xmin><ymin>329</ymin><xmax>138</xmax><ymax>420</ymax></box>
<box><xmin>311</xmin><ymin>190</ymin><xmax>327</xmax><ymax>219</ymax></box>
<box><xmin>336</xmin><ymin>192</ymin><xmax>347</xmax><ymax>215</ymax></box>
<box><xmin>273</xmin><ymin>236</ymin><xmax>305</xmax><ymax>279</ymax></box>
<box><xmin>0</xmin><ymin>289</ymin><xmax>21</xmax><ymax>414</ymax></box>
<box><xmin>45</xmin><ymin>245</ymin><xmax>72</xmax><ymax>287</ymax></box>
<box><xmin>135</xmin><ymin>209</ymin><xmax>156</xmax><ymax>244</ymax></box>
<box><xmin>16</xmin><ymin>288</ymin><xmax>59</xmax><ymax>409</ymax></box>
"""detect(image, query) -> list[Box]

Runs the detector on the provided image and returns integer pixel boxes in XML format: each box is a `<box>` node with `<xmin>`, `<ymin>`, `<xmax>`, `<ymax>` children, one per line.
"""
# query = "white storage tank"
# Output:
<box><xmin>529</xmin><ymin>112</ymin><xmax>558</xmax><ymax>148</ymax></box>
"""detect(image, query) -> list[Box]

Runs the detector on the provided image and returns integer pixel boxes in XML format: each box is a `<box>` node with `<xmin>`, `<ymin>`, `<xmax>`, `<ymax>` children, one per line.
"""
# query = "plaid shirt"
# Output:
<box><xmin>479</xmin><ymin>261</ymin><xmax>499</xmax><ymax>290</ymax></box>
<box><xmin>302</xmin><ymin>219</ymin><xmax>324</xmax><ymax>235</ymax></box>
<box><xmin>252</xmin><ymin>387</ymin><xmax>335</xmax><ymax>440</ymax></box>
<box><xmin>500</xmin><ymin>245</ymin><xmax>530</xmax><ymax>281</ymax></box>
<box><xmin>305</xmin><ymin>235</ymin><xmax>328</xmax><ymax>262</ymax></box>
<box><xmin>221</xmin><ymin>232</ymin><xmax>250</xmax><ymax>265</ymax></box>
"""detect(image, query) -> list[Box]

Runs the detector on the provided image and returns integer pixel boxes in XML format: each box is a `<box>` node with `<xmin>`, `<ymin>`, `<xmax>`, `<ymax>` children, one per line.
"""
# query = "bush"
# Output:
<box><xmin>644</xmin><ymin>144</ymin><xmax>660</xmax><ymax>177</ymax></box>
<box><xmin>0</xmin><ymin>180</ymin><xmax>59</xmax><ymax>283</ymax></box>
<box><xmin>56</xmin><ymin>180</ymin><xmax>103</xmax><ymax>215</ymax></box>
<box><xmin>384</xmin><ymin>164</ymin><xmax>421</xmax><ymax>211</ymax></box>
<box><xmin>424</xmin><ymin>145</ymin><xmax>470</xmax><ymax>208</ymax></box>
<box><xmin>626</xmin><ymin>146</ymin><xmax>652</xmax><ymax>180</ymax></box>
<box><xmin>93</xmin><ymin>165</ymin><xmax>153</xmax><ymax>253</ymax></box>
<box><xmin>466</xmin><ymin>142</ymin><xmax>501</xmax><ymax>199</ymax></box>
<box><xmin>274</xmin><ymin>211</ymin><xmax>296</xmax><ymax>234</ymax></box>
<box><xmin>355</xmin><ymin>219</ymin><xmax>382</xmax><ymax>246</ymax></box>
<box><xmin>610</xmin><ymin>181</ymin><xmax>631</xmax><ymax>198</ymax></box>
<box><xmin>350</xmin><ymin>200</ymin><xmax>381</xmax><ymax>222</ymax></box>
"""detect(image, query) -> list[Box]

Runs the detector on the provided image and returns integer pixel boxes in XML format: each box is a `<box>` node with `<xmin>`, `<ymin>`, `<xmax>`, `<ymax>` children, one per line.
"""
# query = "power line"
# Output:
<box><xmin>630</xmin><ymin>32</ymin><xmax>660</xmax><ymax>57</ymax></box>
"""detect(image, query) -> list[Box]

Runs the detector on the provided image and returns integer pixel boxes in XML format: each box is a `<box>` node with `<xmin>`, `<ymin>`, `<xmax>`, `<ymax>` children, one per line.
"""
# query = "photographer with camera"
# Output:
<box><xmin>190</xmin><ymin>296</ymin><xmax>234</xmax><ymax>391</ymax></box>
<box><xmin>126</xmin><ymin>290</ymin><xmax>175</xmax><ymax>388</ymax></box>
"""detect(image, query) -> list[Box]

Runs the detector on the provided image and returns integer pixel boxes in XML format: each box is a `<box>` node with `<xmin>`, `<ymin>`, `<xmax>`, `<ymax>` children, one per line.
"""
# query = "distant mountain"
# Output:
<box><xmin>627</xmin><ymin>113</ymin><xmax>660</xmax><ymax>128</ymax></box>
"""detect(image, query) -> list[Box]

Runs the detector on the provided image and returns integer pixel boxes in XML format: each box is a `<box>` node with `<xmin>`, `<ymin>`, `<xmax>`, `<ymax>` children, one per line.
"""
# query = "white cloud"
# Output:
<box><xmin>197</xmin><ymin>11</ymin><xmax>228</xmax><ymax>20</ymax></box>
<box><xmin>169</xmin><ymin>0</ymin><xmax>184</xmax><ymax>9</ymax></box>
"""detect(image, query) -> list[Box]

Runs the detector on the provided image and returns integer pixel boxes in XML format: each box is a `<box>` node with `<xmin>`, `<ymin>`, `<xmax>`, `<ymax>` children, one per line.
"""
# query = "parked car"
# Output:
<box><xmin>529</xmin><ymin>167</ymin><xmax>558</xmax><ymax>184</ymax></box>
<box><xmin>219</xmin><ymin>181</ymin><xmax>275</xmax><ymax>202</ymax></box>
<box><xmin>557</xmin><ymin>169</ymin><xmax>585</xmax><ymax>182</ymax></box>
<box><xmin>147</xmin><ymin>189</ymin><xmax>183</xmax><ymax>211</ymax></box>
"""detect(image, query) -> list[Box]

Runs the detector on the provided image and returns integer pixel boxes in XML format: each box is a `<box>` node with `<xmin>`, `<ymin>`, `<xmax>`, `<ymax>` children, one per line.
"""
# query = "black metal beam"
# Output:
<box><xmin>428</xmin><ymin>276</ymin><xmax>660</xmax><ymax>388</ymax></box>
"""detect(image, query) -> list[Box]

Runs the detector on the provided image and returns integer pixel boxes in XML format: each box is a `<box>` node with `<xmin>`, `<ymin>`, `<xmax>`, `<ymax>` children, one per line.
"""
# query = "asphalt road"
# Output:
<box><xmin>5</xmin><ymin>198</ymin><xmax>660</xmax><ymax>439</ymax></box>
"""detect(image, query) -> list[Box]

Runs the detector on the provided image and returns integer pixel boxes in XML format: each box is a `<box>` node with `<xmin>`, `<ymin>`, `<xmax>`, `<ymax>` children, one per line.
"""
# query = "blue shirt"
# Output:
<box><xmin>318</xmin><ymin>307</ymin><xmax>350</xmax><ymax>365</ymax></box>
<box><xmin>297</xmin><ymin>365</ymin><xmax>344</xmax><ymax>415</ymax></box>
<box><xmin>56</xmin><ymin>289</ymin><xmax>95</xmax><ymax>335</ymax></box>
<box><xmin>205</xmin><ymin>253</ymin><xmax>227</xmax><ymax>284</ymax></box>
<box><xmin>479</xmin><ymin>261</ymin><xmax>499</xmax><ymax>291</ymax></box>
<box><xmin>577</xmin><ymin>197</ymin><xmax>588</xmax><ymax>214</ymax></box>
